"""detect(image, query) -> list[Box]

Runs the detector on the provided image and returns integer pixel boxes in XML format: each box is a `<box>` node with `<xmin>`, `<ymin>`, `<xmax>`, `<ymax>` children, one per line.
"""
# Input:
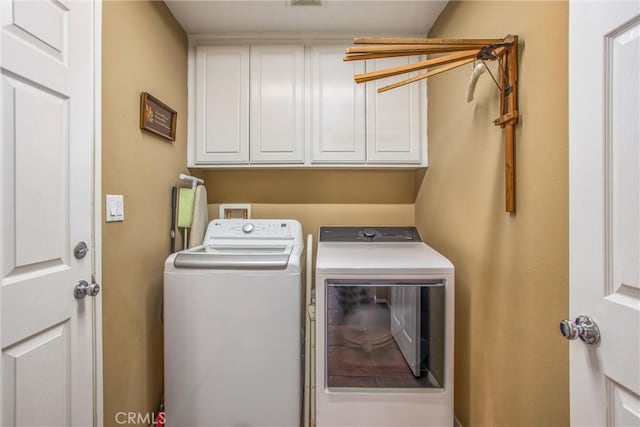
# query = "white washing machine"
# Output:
<box><xmin>164</xmin><ymin>219</ymin><xmax>304</xmax><ymax>427</ymax></box>
<box><xmin>315</xmin><ymin>227</ymin><xmax>454</xmax><ymax>427</ymax></box>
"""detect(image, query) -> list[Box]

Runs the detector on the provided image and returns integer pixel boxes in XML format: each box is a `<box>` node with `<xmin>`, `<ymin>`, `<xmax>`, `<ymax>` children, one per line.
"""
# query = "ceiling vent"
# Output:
<box><xmin>289</xmin><ymin>0</ymin><xmax>323</xmax><ymax>6</ymax></box>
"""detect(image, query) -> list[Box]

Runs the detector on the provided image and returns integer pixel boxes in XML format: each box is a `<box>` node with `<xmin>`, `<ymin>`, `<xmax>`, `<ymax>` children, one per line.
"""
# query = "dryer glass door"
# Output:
<box><xmin>326</xmin><ymin>280</ymin><xmax>445</xmax><ymax>390</ymax></box>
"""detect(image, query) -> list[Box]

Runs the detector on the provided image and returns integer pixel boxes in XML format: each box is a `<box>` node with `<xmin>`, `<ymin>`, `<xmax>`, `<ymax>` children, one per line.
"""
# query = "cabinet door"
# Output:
<box><xmin>310</xmin><ymin>45</ymin><xmax>365</xmax><ymax>164</ymax></box>
<box><xmin>250</xmin><ymin>45</ymin><xmax>305</xmax><ymax>164</ymax></box>
<box><xmin>366</xmin><ymin>57</ymin><xmax>425</xmax><ymax>164</ymax></box>
<box><xmin>195</xmin><ymin>45</ymin><xmax>249</xmax><ymax>164</ymax></box>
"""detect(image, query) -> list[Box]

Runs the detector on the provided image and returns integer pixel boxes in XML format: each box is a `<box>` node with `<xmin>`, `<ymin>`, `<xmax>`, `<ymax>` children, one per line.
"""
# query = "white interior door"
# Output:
<box><xmin>1</xmin><ymin>1</ymin><xmax>98</xmax><ymax>425</ymax></box>
<box><xmin>390</xmin><ymin>286</ymin><xmax>421</xmax><ymax>377</ymax></box>
<box><xmin>569</xmin><ymin>1</ymin><xmax>640</xmax><ymax>425</ymax></box>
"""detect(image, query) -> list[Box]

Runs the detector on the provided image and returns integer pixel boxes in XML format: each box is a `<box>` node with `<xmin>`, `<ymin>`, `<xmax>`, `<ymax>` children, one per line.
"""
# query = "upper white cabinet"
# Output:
<box><xmin>366</xmin><ymin>56</ymin><xmax>425</xmax><ymax>164</ymax></box>
<box><xmin>188</xmin><ymin>39</ymin><xmax>426</xmax><ymax>168</ymax></box>
<box><xmin>310</xmin><ymin>45</ymin><xmax>365</xmax><ymax>164</ymax></box>
<box><xmin>250</xmin><ymin>45</ymin><xmax>305</xmax><ymax>164</ymax></box>
<box><xmin>194</xmin><ymin>45</ymin><xmax>249</xmax><ymax>164</ymax></box>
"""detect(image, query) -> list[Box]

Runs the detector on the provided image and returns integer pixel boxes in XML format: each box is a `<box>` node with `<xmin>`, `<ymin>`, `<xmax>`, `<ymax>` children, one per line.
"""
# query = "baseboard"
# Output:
<box><xmin>454</xmin><ymin>416</ymin><xmax>462</xmax><ymax>427</ymax></box>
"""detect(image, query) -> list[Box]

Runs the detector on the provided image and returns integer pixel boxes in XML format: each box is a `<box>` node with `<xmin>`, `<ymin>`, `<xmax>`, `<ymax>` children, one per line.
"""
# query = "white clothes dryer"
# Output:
<box><xmin>164</xmin><ymin>219</ymin><xmax>304</xmax><ymax>427</ymax></box>
<box><xmin>315</xmin><ymin>226</ymin><xmax>454</xmax><ymax>427</ymax></box>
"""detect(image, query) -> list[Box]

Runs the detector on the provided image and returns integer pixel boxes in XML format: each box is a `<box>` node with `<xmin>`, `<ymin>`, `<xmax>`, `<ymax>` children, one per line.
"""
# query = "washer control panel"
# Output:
<box><xmin>206</xmin><ymin>219</ymin><xmax>297</xmax><ymax>240</ymax></box>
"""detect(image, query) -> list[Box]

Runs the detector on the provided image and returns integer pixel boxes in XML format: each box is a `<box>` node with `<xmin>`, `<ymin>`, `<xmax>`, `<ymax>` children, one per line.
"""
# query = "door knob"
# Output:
<box><xmin>559</xmin><ymin>315</ymin><xmax>600</xmax><ymax>344</ymax></box>
<box><xmin>74</xmin><ymin>280</ymin><xmax>100</xmax><ymax>299</ymax></box>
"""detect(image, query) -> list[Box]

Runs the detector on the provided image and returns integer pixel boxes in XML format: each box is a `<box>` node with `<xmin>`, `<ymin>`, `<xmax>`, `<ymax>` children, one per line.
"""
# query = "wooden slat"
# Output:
<box><xmin>505</xmin><ymin>124</ymin><xmax>515</xmax><ymax>212</ymax></box>
<box><xmin>493</xmin><ymin>111</ymin><xmax>518</xmax><ymax>126</ymax></box>
<box><xmin>505</xmin><ymin>35</ymin><xmax>518</xmax><ymax>212</ymax></box>
<box><xmin>346</xmin><ymin>44</ymin><xmax>485</xmax><ymax>54</ymax></box>
<box><xmin>506</xmin><ymin>35</ymin><xmax>518</xmax><ymax>81</ymax></box>
<box><xmin>343</xmin><ymin>46</ymin><xmax>479</xmax><ymax>59</ymax></box>
<box><xmin>506</xmin><ymin>35</ymin><xmax>518</xmax><ymax>119</ymax></box>
<box><xmin>353</xmin><ymin>37</ymin><xmax>503</xmax><ymax>45</ymax></box>
<box><xmin>354</xmin><ymin>50</ymin><xmax>479</xmax><ymax>83</ymax></box>
<box><xmin>377</xmin><ymin>57</ymin><xmax>475</xmax><ymax>93</ymax></box>
<box><xmin>490</xmin><ymin>34</ymin><xmax>518</xmax><ymax>213</ymax></box>
<box><xmin>343</xmin><ymin>51</ymin><xmax>437</xmax><ymax>61</ymax></box>
<box><xmin>498</xmin><ymin>49</ymin><xmax>506</xmax><ymax>128</ymax></box>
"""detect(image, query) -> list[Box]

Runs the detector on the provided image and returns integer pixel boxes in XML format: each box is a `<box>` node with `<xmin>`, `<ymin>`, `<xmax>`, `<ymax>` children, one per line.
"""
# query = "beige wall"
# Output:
<box><xmin>203</xmin><ymin>170</ymin><xmax>419</xmax><ymax>263</ymax></box>
<box><xmin>102</xmin><ymin>2</ymin><xmax>188</xmax><ymax>425</ymax></box>
<box><xmin>204</xmin><ymin>169</ymin><xmax>418</xmax><ymax>204</ymax></box>
<box><xmin>415</xmin><ymin>1</ymin><xmax>569</xmax><ymax>426</ymax></box>
<box><xmin>208</xmin><ymin>203</ymin><xmax>415</xmax><ymax>237</ymax></box>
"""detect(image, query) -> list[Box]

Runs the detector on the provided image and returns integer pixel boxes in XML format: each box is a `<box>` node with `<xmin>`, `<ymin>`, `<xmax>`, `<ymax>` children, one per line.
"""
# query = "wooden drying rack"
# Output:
<box><xmin>344</xmin><ymin>35</ymin><xmax>519</xmax><ymax>213</ymax></box>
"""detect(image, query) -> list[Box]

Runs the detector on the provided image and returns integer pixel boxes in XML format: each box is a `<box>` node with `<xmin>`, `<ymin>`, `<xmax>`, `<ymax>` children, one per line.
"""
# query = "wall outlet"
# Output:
<box><xmin>106</xmin><ymin>195</ymin><xmax>124</xmax><ymax>222</ymax></box>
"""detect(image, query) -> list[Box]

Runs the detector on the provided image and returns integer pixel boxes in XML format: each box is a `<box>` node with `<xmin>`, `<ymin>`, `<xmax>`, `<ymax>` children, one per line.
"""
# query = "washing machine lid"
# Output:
<box><xmin>170</xmin><ymin>219</ymin><xmax>303</xmax><ymax>270</ymax></box>
<box><xmin>173</xmin><ymin>244</ymin><xmax>293</xmax><ymax>269</ymax></box>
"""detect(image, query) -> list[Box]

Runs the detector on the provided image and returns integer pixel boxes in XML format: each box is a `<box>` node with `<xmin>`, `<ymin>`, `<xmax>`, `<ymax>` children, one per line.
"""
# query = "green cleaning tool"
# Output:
<box><xmin>177</xmin><ymin>187</ymin><xmax>195</xmax><ymax>249</ymax></box>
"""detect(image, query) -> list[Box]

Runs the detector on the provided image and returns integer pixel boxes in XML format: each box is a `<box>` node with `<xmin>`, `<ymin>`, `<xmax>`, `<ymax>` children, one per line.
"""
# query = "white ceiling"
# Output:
<box><xmin>164</xmin><ymin>0</ymin><xmax>448</xmax><ymax>35</ymax></box>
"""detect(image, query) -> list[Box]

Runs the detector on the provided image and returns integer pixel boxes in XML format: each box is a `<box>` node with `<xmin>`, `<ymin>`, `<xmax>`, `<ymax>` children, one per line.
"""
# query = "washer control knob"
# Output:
<box><xmin>242</xmin><ymin>223</ymin><xmax>255</xmax><ymax>234</ymax></box>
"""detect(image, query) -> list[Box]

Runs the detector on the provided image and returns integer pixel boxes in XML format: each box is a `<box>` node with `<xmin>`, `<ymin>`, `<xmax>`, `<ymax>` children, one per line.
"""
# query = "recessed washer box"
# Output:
<box><xmin>219</xmin><ymin>203</ymin><xmax>251</xmax><ymax>219</ymax></box>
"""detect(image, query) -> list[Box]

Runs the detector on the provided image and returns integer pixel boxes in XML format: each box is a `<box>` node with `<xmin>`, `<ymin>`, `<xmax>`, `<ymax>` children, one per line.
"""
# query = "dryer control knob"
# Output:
<box><xmin>242</xmin><ymin>223</ymin><xmax>255</xmax><ymax>234</ymax></box>
<box><xmin>363</xmin><ymin>228</ymin><xmax>377</xmax><ymax>238</ymax></box>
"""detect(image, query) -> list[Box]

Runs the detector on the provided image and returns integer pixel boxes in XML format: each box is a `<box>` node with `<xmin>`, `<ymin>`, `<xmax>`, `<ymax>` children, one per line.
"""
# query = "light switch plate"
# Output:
<box><xmin>106</xmin><ymin>194</ymin><xmax>124</xmax><ymax>222</ymax></box>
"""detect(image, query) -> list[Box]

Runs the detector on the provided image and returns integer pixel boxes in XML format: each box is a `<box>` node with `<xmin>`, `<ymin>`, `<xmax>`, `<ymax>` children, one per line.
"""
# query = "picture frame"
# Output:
<box><xmin>140</xmin><ymin>92</ymin><xmax>177</xmax><ymax>141</ymax></box>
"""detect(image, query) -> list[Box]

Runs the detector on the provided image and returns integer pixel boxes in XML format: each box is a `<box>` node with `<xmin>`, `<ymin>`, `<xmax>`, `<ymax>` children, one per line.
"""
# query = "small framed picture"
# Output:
<box><xmin>140</xmin><ymin>92</ymin><xmax>177</xmax><ymax>141</ymax></box>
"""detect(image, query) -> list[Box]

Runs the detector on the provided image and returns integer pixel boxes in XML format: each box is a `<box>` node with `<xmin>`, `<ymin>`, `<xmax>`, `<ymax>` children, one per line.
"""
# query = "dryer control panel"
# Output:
<box><xmin>319</xmin><ymin>226</ymin><xmax>421</xmax><ymax>242</ymax></box>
